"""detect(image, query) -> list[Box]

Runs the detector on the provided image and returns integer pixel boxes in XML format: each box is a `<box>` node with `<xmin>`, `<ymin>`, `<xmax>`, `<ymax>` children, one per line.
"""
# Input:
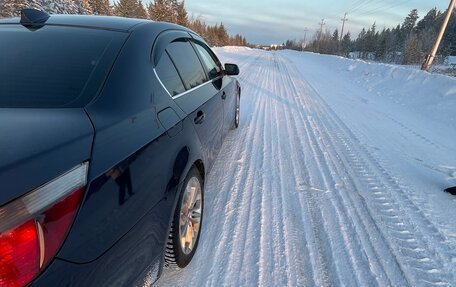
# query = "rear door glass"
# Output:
<box><xmin>166</xmin><ymin>40</ymin><xmax>207</xmax><ymax>90</ymax></box>
<box><xmin>0</xmin><ymin>25</ymin><xmax>127</xmax><ymax>108</ymax></box>
<box><xmin>155</xmin><ymin>51</ymin><xmax>186</xmax><ymax>96</ymax></box>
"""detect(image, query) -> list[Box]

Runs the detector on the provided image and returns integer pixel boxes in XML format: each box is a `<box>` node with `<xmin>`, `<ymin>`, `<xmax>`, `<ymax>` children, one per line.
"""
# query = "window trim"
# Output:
<box><xmin>153</xmin><ymin>67</ymin><xmax>217</xmax><ymax>100</ymax></box>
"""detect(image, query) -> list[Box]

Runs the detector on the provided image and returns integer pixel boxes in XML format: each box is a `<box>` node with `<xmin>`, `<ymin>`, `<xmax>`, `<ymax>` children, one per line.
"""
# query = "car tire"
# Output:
<box><xmin>165</xmin><ymin>166</ymin><xmax>204</xmax><ymax>268</ymax></box>
<box><xmin>233</xmin><ymin>93</ymin><xmax>240</xmax><ymax>129</ymax></box>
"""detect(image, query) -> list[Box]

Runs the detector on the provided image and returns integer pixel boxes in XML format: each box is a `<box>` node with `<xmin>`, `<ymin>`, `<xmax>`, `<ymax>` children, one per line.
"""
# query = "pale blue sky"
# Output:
<box><xmin>143</xmin><ymin>0</ymin><xmax>451</xmax><ymax>44</ymax></box>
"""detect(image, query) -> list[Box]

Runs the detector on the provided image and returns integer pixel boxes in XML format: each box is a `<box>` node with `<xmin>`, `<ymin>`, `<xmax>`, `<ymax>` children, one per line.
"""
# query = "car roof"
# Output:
<box><xmin>0</xmin><ymin>14</ymin><xmax>153</xmax><ymax>32</ymax></box>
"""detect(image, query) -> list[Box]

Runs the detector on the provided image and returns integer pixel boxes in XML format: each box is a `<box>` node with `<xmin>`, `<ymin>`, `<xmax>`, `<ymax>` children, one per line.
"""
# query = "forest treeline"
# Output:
<box><xmin>0</xmin><ymin>0</ymin><xmax>248</xmax><ymax>46</ymax></box>
<box><xmin>284</xmin><ymin>8</ymin><xmax>456</xmax><ymax>65</ymax></box>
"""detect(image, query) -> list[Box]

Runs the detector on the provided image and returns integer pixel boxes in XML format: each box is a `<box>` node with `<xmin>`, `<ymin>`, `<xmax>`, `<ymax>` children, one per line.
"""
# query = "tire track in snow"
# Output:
<box><xmin>275</xmin><ymin>54</ymin><xmax>374</xmax><ymax>287</ymax></box>
<box><xmin>219</xmin><ymin>54</ymin><xmax>273</xmax><ymax>286</ymax></box>
<box><xmin>275</xmin><ymin>56</ymin><xmax>404</xmax><ymax>286</ymax></box>
<box><xmin>206</xmin><ymin>55</ymin><xmax>270</xmax><ymax>286</ymax></box>
<box><xmin>270</xmin><ymin>55</ymin><xmax>312</xmax><ymax>287</ymax></box>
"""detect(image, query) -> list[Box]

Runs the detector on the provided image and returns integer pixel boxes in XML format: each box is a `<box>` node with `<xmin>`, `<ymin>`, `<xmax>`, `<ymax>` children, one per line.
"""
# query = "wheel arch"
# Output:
<box><xmin>193</xmin><ymin>159</ymin><xmax>205</xmax><ymax>185</ymax></box>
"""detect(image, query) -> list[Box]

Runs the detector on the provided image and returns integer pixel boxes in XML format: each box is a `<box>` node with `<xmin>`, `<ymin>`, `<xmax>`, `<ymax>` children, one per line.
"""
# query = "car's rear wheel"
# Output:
<box><xmin>165</xmin><ymin>167</ymin><xmax>203</xmax><ymax>268</ymax></box>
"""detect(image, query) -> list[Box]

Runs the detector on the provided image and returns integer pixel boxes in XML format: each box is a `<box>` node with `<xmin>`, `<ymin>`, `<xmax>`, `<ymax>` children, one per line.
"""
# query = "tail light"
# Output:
<box><xmin>0</xmin><ymin>163</ymin><xmax>88</xmax><ymax>287</ymax></box>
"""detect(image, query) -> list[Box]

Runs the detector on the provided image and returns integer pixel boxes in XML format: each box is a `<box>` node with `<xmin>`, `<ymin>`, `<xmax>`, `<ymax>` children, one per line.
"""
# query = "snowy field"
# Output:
<box><xmin>155</xmin><ymin>47</ymin><xmax>456</xmax><ymax>286</ymax></box>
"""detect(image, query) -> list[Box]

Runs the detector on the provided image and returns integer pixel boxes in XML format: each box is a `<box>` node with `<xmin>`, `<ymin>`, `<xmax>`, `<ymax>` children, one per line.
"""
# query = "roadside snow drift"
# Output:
<box><xmin>155</xmin><ymin>47</ymin><xmax>456</xmax><ymax>287</ymax></box>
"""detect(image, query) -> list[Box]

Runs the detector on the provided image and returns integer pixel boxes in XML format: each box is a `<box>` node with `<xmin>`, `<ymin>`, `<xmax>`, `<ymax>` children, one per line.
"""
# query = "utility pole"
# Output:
<box><xmin>318</xmin><ymin>19</ymin><xmax>326</xmax><ymax>36</ymax></box>
<box><xmin>340</xmin><ymin>12</ymin><xmax>348</xmax><ymax>41</ymax></box>
<box><xmin>303</xmin><ymin>27</ymin><xmax>309</xmax><ymax>44</ymax></box>
<box><xmin>317</xmin><ymin>19</ymin><xmax>325</xmax><ymax>53</ymax></box>
<box><xmin>421</xmin><ymin>0</ymin><xmax>456</xmax><ymax>71</ymax></box>
<box><xmin>302</xmin><ymin>27</ymin><xmax>309</xmax><ymax>50</ymax></box>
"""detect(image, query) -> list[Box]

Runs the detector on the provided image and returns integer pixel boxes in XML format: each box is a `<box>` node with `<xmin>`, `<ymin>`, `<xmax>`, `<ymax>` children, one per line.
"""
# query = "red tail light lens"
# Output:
<box><xmin>0</xmin><ymin>220</ymin><xmax>39</xmax><ymax>287</ymax></box>
<box><xmin>0</xmin><ymin>163</ymin><xmax>88</xmax><ymax>287</ymax></box>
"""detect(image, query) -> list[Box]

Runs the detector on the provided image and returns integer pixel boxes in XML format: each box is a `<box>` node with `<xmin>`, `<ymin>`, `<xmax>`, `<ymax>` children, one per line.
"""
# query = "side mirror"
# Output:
<box><xmin>224</xmin><ymin>63</ymin><xmax>240</xmax><ymax>76</ymax></box>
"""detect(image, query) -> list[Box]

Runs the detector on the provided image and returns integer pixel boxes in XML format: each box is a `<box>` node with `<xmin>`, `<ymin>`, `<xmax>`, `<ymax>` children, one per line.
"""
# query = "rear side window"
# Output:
<box><xmin>0</xmin><ymin>25</ymin><xmax>126</xmax><ymax>108</ymax></box>
<box><xmin>193</xmin><ymin>42</ymin><xmax>222</xmax><ymax>80</ymax></box>
<box><xmin>155</xmin><ymin>52</ymin><xmax>186</xmax><ymax>96</ymax></box>
<box><xmin>166</xmin><ymin>41</ymin><xmax>207</xmax><ymax>90</ymax></box>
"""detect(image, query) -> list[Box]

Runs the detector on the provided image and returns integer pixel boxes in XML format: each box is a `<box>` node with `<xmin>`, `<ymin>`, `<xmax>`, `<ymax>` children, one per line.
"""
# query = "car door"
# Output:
<box><xmin>164</xmin><ymin>39</ymin><xmax>224</xmax><ymax>168</ymax></box>
<box><xmin>191</xmin><ymin>40</ymin><xmax>236</xmax><ymax>139</ymax></box>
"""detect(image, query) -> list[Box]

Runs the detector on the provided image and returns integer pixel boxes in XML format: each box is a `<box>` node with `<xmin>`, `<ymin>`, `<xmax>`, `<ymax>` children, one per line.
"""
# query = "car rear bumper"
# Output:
<box><xmin>31</xmin><ymin>198</ymin><xmax>172</xmax><ymax>286</ymax></box>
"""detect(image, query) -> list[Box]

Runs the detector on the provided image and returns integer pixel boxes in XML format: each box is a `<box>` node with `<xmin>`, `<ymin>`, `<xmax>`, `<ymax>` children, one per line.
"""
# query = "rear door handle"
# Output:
<box><xmin>221</xmin><ymin>91</ymin><xmax>227</xmax><ymax>100</ymax></box>
<box><xmin>194</xmin><ymin>111</ymin><xmax>205</xmax><ymax>124</ymax></box>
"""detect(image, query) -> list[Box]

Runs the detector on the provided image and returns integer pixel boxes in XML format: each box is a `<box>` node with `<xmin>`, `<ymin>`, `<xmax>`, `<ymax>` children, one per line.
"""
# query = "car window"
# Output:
<box><xmin>166</xmin><ymin>40</ymin><xmax>207</xmax><ymax>90</ymax></box>
<box><xmin>155</xmin><ymin>51</ymin><xmax>186</xmax><ymax>97</ymax></box>
<box><xmin>192</xmin><ymin>42</ymin><xmax>222</xmax><ymax>80</ymax></box>
<box><xmin>0</xmin><ymin>25</ymin><xmax>126</xmax><ymax>108</ymax></box>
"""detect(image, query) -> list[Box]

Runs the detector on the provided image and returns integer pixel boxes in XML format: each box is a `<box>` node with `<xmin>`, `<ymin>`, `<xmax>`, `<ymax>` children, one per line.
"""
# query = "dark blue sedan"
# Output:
<box><xmin>0</xmin><ymin>9</ymin><xmax>240</xmax><ymax>286</ymax></box>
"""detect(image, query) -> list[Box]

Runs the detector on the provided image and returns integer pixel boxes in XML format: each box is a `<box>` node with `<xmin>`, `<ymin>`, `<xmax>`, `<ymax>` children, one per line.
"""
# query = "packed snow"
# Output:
<box><xmin>154</xmin><ymin>47</ymin><xmax>456</xmax><ymax>286</ymax></box>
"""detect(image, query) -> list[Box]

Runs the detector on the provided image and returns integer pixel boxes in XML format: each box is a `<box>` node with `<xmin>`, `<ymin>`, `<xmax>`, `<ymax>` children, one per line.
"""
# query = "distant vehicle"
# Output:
<box><xmin>0</xmin><ymin>9</ymin><xmax>240</xmax><ymax>286</ymax></box>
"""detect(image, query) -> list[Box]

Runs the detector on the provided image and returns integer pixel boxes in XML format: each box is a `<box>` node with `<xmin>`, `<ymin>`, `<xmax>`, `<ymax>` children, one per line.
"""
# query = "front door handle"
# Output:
<box><xmin>194</xmin><ymin>111</ymin><xmax>205</xmax><ymax>125</ymax></box>
<box><xmin>221</xmin><ymin>91</ymin><xmax>227</xmax><ymax>100</ymax></box>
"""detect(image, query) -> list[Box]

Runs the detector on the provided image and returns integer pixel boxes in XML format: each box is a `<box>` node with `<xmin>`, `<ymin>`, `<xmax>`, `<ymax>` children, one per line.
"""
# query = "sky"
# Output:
<box><xmin>170</xmin><ymin>0</ymin><xmax>451</xmax><ymax>45</ymax></box>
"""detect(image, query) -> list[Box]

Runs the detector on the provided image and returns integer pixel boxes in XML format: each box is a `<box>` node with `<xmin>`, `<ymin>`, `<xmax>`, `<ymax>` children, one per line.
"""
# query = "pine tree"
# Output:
<box><xmin>148</xmin><ymin>0</ymin><xmax>172</xmax><ymax>21</ymax></box>
<box><xmin>402</xmin><ymin>33</ymin><xmax>422</xmax><ymax>64</ymax></box>
<box><xmin>175</xmin><ymin>0</ymin><xmax>187</xmax><ymax>26</ymax></box>
<box><xmin>416</xmin><ymin>8</ymin><xmax>438</xmax><ymax>33</ymax></box>
<box><xmin>136</xmin><ymin>0</ymin><xmax>147</xmax><ymax>19</ymax></box>
<box><xmin>40</xmin><ymin>0</ymin><xmax>79</xmax><ymax>14</ymax></box>
<box><xmin>0</xmin><ymin>0</ymin><xmax>28</xmax><ymax>17</ymax></box>
<box><xmin>375</xmin><ymin>29</ymin><xmax>388</xmax><ymax>61</ymax></box>
<box><xmin>402</xmin><ymin>9</ymin><xmax>419</xmax><ymax>35</ymax></box>
<box><xmin>218</xmin><ymin>22</ymin><xmax>229</xmax><ymax>46</ymax></box>
<box><xmin>340</xmin><ymin>32</ymin><xmax>351</xmax><ymax>57</ymax></box>
<box><xmin>115</xmin><ymin>0</ymin><xmax>141</xmax><ymax>18</ymax></box>
<box><xmin>91</xmin><ymin>0</ymin><xmax>111</xmax><ymax>15</ymax></box>
<box><xmin>188</xmin><ymin>17</ymin><xmax>206</xmax><ymax>36</ymax></box>
<box><xmin>75</xmin><ymin>0</ymin><xmax>93</xmax><ymax>14</ymax></box>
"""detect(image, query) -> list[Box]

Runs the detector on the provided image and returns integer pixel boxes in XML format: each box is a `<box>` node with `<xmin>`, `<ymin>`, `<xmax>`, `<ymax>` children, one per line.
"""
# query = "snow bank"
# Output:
<box><xmin>281</xmin><ymin>50</ymin><xmax>456</xmax><ymax>130</ymax></box>
<box><xmin>215</xmin><ymin>46</ymin><xmax>252</xmax><ymax>52</ymax></box>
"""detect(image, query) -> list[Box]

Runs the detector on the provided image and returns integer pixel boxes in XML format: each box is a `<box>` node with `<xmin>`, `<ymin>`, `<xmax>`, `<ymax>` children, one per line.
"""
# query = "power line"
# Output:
<box><xmin>350</xmin><ymin>0</ymin><xmax>379</xmax><ymax>14</ymax></box>
<box><xmin>349</xmin><ymin>0</ymin><xmax>413</xmax><ymax>18</ymax></box>
<box><xmin>354</xmin><ymin>0</ymin><xmax>414</xmax><ymax>17</ymax></box>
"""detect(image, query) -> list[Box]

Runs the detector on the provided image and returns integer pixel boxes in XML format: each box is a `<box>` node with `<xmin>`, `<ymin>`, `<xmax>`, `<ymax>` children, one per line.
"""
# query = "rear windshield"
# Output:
<box><xmin>0</xmin><ymin>25</ymin><xmax>127</xmax><ymax>108</ymax></box>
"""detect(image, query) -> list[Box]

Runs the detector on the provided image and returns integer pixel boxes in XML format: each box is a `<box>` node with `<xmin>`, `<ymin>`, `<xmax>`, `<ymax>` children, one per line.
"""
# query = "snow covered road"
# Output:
<box><xmin>155</xmin><ymin>48</ymin><xmax>456</xmax><ymax>287</ymax></box>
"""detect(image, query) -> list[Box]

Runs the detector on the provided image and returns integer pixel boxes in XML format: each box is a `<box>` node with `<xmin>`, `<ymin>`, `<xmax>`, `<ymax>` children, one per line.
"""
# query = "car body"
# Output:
<box><xmin>0</xmin><ymin>10</ymin><xmax>240</xmax><ymax>286</ymax></box>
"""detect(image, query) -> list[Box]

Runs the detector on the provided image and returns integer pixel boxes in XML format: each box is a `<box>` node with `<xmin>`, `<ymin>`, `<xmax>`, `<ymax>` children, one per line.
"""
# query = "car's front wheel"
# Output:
<box><xmin>165</xmin><ymin>166</ymin><xmax>204</xmax><ymax>268</ymax></box>
<box><xmin>233</xmin><ymin>93</ymin><xmax>240</xmax><ymax>129</ymax></box>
